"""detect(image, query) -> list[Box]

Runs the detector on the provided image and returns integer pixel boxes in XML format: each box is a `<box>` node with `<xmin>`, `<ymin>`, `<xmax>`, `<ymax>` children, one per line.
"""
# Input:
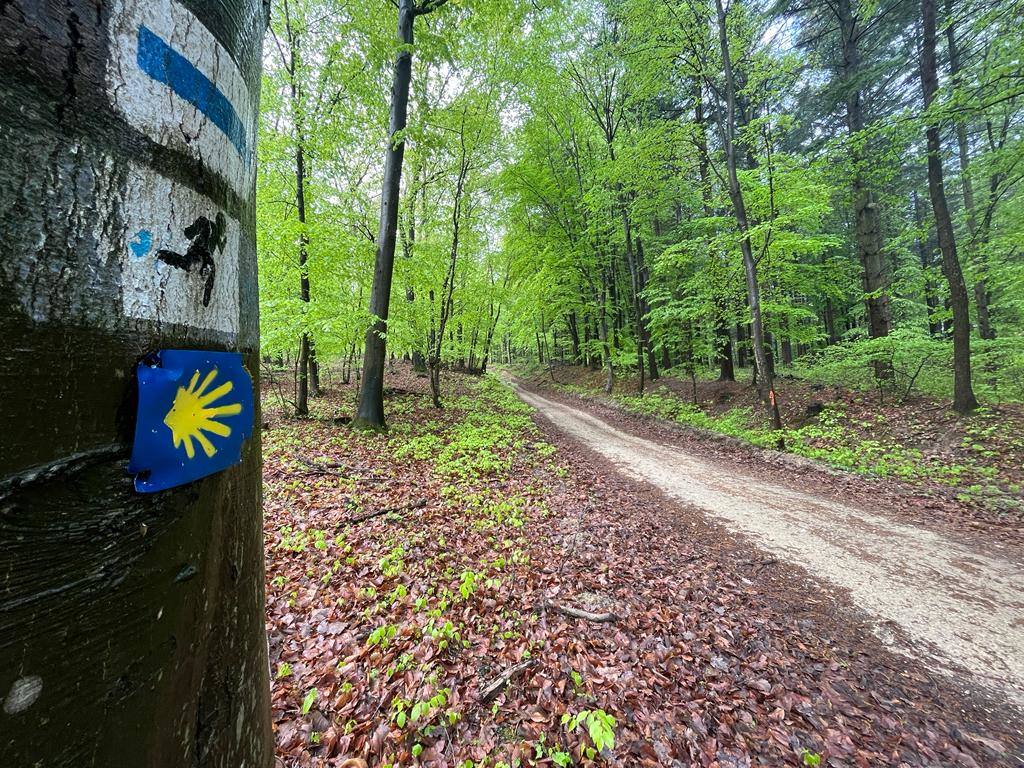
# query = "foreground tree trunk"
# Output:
<box><xmin>715</xmin><ymin>0</ymin><xmax>784</xmax><ymax>437</ymax></box>
<box><xmin>354</xmin><ymin>0</ymin><xmax>448</xmax><ymax>429</ymax></box>
<box><xmin>0</xmin><ymin>1</ymin><xmax>271</xmax><ymax>764</ymax></box>
<box><xmin>919</xmin><ymin>0</ymin><xmax>979</xmax><ymax>414</ymax></box>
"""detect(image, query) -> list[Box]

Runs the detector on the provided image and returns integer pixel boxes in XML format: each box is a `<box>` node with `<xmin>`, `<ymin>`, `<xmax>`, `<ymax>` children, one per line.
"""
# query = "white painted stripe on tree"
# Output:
<box><xmin>108</xmin><ymin>162</ymin><xmax>241</xmax><ymax>334</ymax></box>
<box><xmin>106</xmin><ymin>0</ymin><xmax>255</xmax><ymax>198</ymax></box>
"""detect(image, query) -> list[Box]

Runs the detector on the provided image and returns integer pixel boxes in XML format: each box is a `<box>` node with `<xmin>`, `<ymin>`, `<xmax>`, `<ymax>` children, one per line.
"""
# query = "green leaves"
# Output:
<box><xmin>300</xmin><ymin>687</ymin><xmax>318</xmax><ymax>715</ymax></box>
<box><xmin>562</xmin><ymin>708</ymin><xmax>617</xmax><ymax>755</ymax></box>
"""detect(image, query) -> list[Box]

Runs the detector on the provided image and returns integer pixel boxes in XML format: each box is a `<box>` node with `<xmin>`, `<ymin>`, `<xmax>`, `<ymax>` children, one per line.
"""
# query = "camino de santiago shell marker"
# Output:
<box><xmin>0</xmin><ymin>0</ymin><xmax>271</xmax><ymax>765</ymax></box>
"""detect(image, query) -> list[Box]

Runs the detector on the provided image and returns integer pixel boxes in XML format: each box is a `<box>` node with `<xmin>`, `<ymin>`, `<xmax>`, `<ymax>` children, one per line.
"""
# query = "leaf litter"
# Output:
<box><xmin>262</xmin><ymin>365</ymin><xmax>1021</xmax><ymax>767</ymax></box>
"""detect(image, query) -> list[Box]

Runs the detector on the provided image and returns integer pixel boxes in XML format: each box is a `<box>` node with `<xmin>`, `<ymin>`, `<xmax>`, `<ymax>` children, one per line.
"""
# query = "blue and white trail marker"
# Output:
<box><xmin>106</xmin><ymin>0</ymin><xmax>255</xmax><ymax>198</ymax></box>
<box><xmin>129</xmin><ymin>349</ymin><xmax>254</xmax><ymax>493</ymax></box>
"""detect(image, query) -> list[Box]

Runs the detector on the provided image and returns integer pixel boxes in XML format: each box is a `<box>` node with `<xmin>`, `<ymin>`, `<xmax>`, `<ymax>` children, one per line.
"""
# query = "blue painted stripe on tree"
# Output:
<box><xmin>136</xmin><ymin>24</ymin><xmax>248</xmax><ymax>161</ymax></box>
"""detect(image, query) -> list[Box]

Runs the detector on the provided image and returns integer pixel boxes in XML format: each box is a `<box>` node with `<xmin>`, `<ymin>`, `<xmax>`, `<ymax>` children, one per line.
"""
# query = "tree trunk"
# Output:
<box><xmin>288</xmin><ymin>24</ymin><xmax>312</xmax><ymax>417</ymax></box>
<box><xmin>919</xmin><ymin>0</ymin><xmax>979</xmax><ymax>413</ymax></box>
<box><xmin>636</xmin><ymin>235</ymin><xmax>659</xmax><ymax>381</ymax></box>
<box><xmin>715</xmin><ymin>0</ymin><xmax>784</xmax><ymax>436</ymax></box>
<box><xmin>566</xmin><ymin>311</ymin><xmax>582</xmax><ymax>363</ymax></box>
<box><xmin>309</xmin><ymin>337</ymin><xmax>321</xmax><ymax>396</ymax></box>
<box><xmin>600</xmin><ymin>268</ymin><xmax>614</xmax><ymax>393</ymax></box>
<box><xmin>736</xmin><ymin>323</ymin><xmax>749</xmax><ymax>368</ymax></box>
<box><xmin>481</xmin><ymin>304</ymin><xmax>501</xmax><ymax>375</ymax></box>
<box><xmin>781</xmin><ymin>336</ymin><xmax>793</xmax><ymax>367</ymax></box>
<box><xmin>913</xmin><ymin>189</ymin><xmax>943</xmax><ymax>336</ymax></box>
<box><xmin>838</xmin><ymin>0</ymin><xmax>891</xmax><ymax>343</ymax></box>
<box><xmin>944</xmin><ymin>0</ymin><xmax>993</xmax><ymax>340</ymax></box>
<box><xmin>354</xmin><ymin>0</ymin><xmax>416</xmax><ymax>430</ymax></box>
<box><xmin>694</xmin><ymin>89</ymin><xmax>734</xmax><ymax>382</ymax></box>
<box><xmin>429</xmin><ymin>146</ymin><xmax>468</xmax><ymax>407</ymax></box>
<box><xmin>0</xmin><ymin>1</ymin><xmax>271</xmax><ymax>764</ymax></box>
<box><xmin>717</xmin><ymin>306</ymin><xmax>736</xmax><ymax>381</ymax></box>
<box><xmin>297</xmin><ymin>333</ymin><xmax>310</xmax><ymax>416</ymax></box>
<box><xmin>622</xmin><ymin>220</ymin><xmax>646</xmax><ymax>393</ymax></box>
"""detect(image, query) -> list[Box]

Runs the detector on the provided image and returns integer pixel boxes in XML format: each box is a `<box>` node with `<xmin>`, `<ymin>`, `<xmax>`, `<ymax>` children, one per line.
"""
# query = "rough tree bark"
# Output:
<box><xmin>0</xmin><ymin>0</ymin><xmax>271</xmax><ymax>765</ymax></box>
<box><xmin>919</xmin><ymin>0</ymin><xmax>979</xmax><ymax>413</ymax></box>
<box><xmin>837</xmin><ymin>0</ymin><xmax>892</xmax><ymax>343</ymax></box>
<box><xmin>354</xmin><ymin>0</ymin><xmax>447</xmax><ymax>430</ymax></box>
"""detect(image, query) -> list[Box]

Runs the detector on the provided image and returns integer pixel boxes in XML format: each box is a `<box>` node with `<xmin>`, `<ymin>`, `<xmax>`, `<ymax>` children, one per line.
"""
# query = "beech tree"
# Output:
<box><xmin>1</xmin><ymin>0</ymin><xmax>271</xmax><ymax>764</ymax></box>
<box><xmin>354</xmin><ymin>0</ymin><xmax>451</xmax><ymax>430</ymax></box>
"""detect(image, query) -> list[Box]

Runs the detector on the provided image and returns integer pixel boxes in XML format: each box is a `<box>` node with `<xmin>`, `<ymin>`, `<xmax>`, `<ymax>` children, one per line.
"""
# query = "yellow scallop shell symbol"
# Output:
<box><xmin>164</xmin><ymin>368</ymin><xmax>243</xmax><ymax>460</ymax></box>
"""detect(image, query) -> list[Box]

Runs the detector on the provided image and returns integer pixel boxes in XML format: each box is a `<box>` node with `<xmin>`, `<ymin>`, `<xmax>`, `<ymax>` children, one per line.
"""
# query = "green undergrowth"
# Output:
<box><xmin>392</xmin><ymin>376</ymin><xmax>543</xmax><ymax>480</ymax></box>
<box><xmin>263</xmin><ymin>373</ymin><xmax>617</xmax><ymax>766</ymax></box>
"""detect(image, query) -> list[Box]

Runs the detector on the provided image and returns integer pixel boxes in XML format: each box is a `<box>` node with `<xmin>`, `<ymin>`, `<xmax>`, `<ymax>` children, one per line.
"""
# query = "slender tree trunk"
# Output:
<box><xmin>920</xmin><ymin>0</ymin><xmax>978</xmax><ymax>413</ymax></box>
<box><xmin>622</xmin><ymin>219</ymin><xmax>646</xmax><ymax>393</ymax></box>
<box><xmin>566</xmin><ymin>311</ymin><xmax>582</xmax><ymax>363</ymax></box>
<box><xmin>429</xmin><ymin>153</ymin><xmax>467</xmax><ymax>407</ymax></box>
<box><xmin>600</xmin><ymin>267</ymin><xmax>614</xmax><ymax>392</ymax></box>
<box><xmin>695</xmin><ymin>87</ymin><xmax>734</xmax><ymax>382</ymax></box>
<box><xmin>404</xmin><ymin>164</ymin><xmax>429</xmax><ymax>372</ymax></box>
<box><xmin>715</xmin><ymin>0</ymin><xmax>783</xmax><ymax>436</ymax></box>
<box><xmin>354</xmin><ymin>0</ymin><xmax>435</xmax><ymax>429</ymax></box>
<box><xmin>636</xmin><ymin>235</ymin><xmax>659</xmax><ymax>381</ymax></box>
<box><xmin>736</xmin><ymin>323</ymin><xmax>748</xmax><ymax>368</ymax></box>
<box><xmin>481</xmin><ymin>305</ymin><xmax>501</xmax><ymax>374</ymax></box>
<box><xmin>914</xmin><ymin>189</ymin><xmax>943</xmax><ymax>336</ymax></box>
<box><xmin>0</xmin><ymin>2</ymin><xmax>271</xmax><ymax>763</ymax></box>
<box><xmin>287</xmin><ymin>23</ymin><xmax>312</xmax><ymax>416</ymax></box>
<box><xmin>717</xmin><ymin>307</ymin><xmax>735</xmax><ymax>381</ymax></box>
<box><xmin>944</xmin><ymin>0</ymin><xmax>993</xmax><ymax>340</ymax></box>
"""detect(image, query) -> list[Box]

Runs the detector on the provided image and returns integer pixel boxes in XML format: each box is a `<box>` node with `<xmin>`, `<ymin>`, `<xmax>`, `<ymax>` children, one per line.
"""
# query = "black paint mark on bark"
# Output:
<box><xmin>156</xmin><ymin>212</ymin><xmax>226</xmax><ymax>307</ymax></box>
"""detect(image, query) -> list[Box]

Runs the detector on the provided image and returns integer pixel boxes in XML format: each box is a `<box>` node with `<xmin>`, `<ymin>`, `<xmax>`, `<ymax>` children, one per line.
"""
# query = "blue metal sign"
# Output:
<box><xmin>129</xmin><ymin>350</ymin><xmax>254</xmax><ymax>493</ymax></box>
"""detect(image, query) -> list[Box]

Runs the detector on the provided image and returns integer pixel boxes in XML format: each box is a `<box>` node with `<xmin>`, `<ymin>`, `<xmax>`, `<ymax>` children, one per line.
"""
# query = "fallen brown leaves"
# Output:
<box><xmin>262</xmin><ymin>366</ymin><xmax>1018</xmax><ymax>767</ymax></box>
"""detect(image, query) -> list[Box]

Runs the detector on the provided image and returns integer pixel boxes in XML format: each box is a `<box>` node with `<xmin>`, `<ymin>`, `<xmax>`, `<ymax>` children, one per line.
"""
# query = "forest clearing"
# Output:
<box><xmin>3</xmin><ymin>0</ymin><xmax>1024</xmax><ymax>765</ymax></box>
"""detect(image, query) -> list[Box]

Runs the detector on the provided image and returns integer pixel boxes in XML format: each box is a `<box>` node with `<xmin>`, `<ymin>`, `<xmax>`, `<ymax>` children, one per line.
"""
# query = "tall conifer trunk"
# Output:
<box><xmin>837</xmin><ymin>0</ymin><xmax>891</xmax><ymax>343</ymax></box>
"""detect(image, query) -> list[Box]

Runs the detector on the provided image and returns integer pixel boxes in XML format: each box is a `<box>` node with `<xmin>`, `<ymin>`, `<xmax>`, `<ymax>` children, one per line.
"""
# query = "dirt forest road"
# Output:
<box><xmin>509</xmin><ymin>382</ymin><xmax>1024</xmax><ymax>712</ymax></box>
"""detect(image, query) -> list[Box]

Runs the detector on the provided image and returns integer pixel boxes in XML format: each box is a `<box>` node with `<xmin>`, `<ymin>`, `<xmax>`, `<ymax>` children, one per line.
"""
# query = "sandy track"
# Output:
<box><xmin>512</xmin><ymin>384</ymin><xmax>1024</xmax><ymax>710</ymax></box>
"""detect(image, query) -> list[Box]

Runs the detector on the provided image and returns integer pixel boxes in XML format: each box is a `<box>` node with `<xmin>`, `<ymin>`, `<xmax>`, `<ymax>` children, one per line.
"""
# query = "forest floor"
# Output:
<box><xmin>261</xmin><ymin>364</ymin><xmax>1023</xmax><ymax>768</ymax></box>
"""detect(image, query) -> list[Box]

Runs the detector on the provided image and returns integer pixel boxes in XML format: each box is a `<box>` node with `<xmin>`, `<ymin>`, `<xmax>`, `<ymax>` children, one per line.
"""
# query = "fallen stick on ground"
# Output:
<box><xmin>554</xmin><ymin>604</ymin><xmax>618</xmax><ymax>623</ymax></box>
<box><xmin>479</xmin><ymin>659</ymin><xmax>536</xmax><ymax>705</ymax></box>
<box><xmin>338</xmin><ymin>498</ymin><xmax>427</xmax><ymax>527</ymax></box>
